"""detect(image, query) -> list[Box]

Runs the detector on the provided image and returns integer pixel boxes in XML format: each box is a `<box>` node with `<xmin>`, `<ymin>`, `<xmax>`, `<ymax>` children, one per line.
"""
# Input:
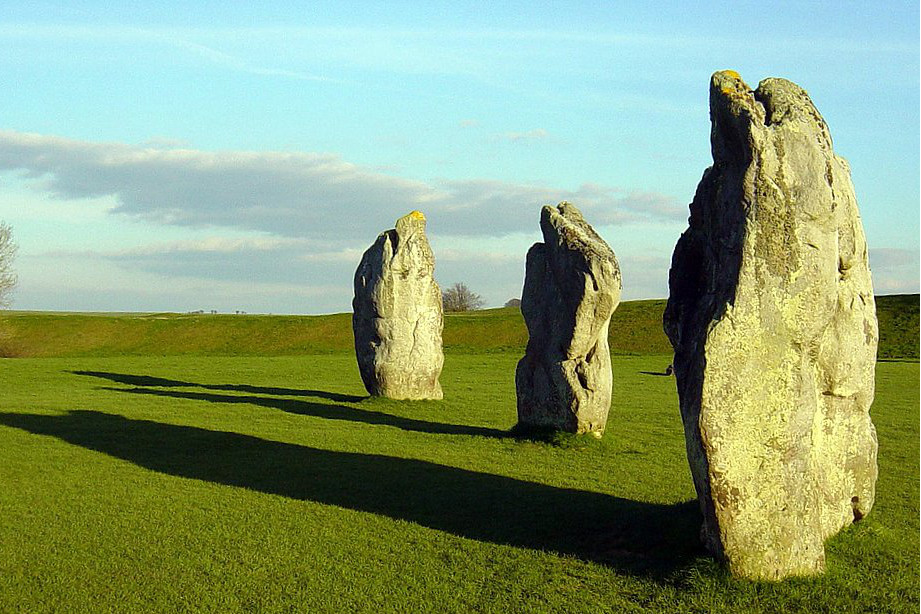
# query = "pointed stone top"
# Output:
<box><xmin>709</xmin><ymin>70</ymin><xmax>833</xmax><ymax>163</ymax></box>
<box><xmin>395</xmin><ymin>210</ymin><xmax>427</xmax><ymax>236</ymax></box>
<box><xmin>712</xmin><ymin>69</ymin><xmax>753</xmax><ymax>100</ymax></box>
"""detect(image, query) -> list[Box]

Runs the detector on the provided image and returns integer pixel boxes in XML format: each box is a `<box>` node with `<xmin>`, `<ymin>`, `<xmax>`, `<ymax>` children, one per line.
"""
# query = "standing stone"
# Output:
<box><xmin>353</xmin><ymin>211</ymin><xmax>444</xmax><ymax>400</ymax></box>
<box><xmin>516</xmin><ymin>203</ymin><xmax>622</xmax><ymax>436</ymax></box>
<box><xmin>663</xmin><ymin>71</ymin><xmax>878</xmax><ymax>580</ymax></box>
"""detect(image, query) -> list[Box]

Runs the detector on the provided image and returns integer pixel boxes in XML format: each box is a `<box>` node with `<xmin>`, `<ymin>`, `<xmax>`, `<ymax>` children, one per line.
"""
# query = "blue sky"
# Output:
<box><xmin>0</xmin><ymin>1</ymin><xmax>917</xmax><ymax>313</ymax></box>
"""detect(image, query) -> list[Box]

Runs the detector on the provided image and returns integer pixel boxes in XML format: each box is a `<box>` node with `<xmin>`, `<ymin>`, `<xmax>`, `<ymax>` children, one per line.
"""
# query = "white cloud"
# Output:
<box><xmin>870</xmin><ymin>248</ymin><xmax>920</xmax><ymax>295</ymax></box>
<box><xmin>35</xmin><ymin>236</ymin><xmax>312</xmax><ymax>258</ymax></box>
<box><xmin>436</xmin><ymin>248</ymin><xmax>521</xmax><ymax>263</ymax></box>
<box><xmin>498</xmin><ymin>129</ymin><xmax>548</xmax><ymax>142</ymax></box>
<box><xmin>617</xmin><ymin>253</ymin><xmax>673</xmax><ymax>300</ymax></box>
<box><xmin>0</xmin><ymin>131</ymin><xmax>695</xmax><ymax>311</ymax></box>
<box><xmin>1</xmin><ymin>24</ymin><xmax>913</xmax><ymax>59</ymax></box>
<box><xmin>0</xmin><ymin>130</ymin><xmax>437</xmax><ymax>237</ymax></box>
<box><xmin>141</xmin><ymin>136</ymin><xmax>191</xmax><ymax>149</ymax></box>
<box><xmin>430</xmin><ymin>179</ymin><xmax>683</xmax><ymax>235</ymax></box>
<box><xmin>0</xmin><ymin>130</ymin><xmax>684</xmax><ymax>241</ymax></box>
<box><xmin>869</xmin><ymin>247</ymin><xmax>919</xmax><ymax>269</ymax></box>
<box><xmin>17</xmin><ymin>252</ymin><xmax>349</xmax><ymax>314</ymax></box>
<box><xmin>171</xmin><ymin>39</ymin><xmax>346</xmax><ymax>83</ymax></box>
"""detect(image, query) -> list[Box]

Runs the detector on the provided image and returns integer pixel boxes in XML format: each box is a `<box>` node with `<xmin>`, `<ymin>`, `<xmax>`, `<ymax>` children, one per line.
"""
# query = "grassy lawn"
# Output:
<box><xmin>0</xmin><ymin>350</ymin><xmax>917</xmax><ymax>612</ymax></box>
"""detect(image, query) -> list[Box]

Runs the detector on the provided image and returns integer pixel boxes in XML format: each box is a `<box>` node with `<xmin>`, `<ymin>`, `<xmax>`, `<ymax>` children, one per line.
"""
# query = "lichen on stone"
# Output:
<box><xmin>352</xmin><ymin>211</ymin><xmax>444</xmax><ymax>400</ymax></box>
<box><xmin>664</xmin><ymin>71</ymin><xmax>878</xmax><ymax>580</ymax></box>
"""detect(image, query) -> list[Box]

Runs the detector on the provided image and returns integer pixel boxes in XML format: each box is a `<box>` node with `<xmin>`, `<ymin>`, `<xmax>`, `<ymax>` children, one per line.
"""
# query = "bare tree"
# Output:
<box><xmin>0</xmin><ymin>222</ymin><xmax>17</xmax><ymax>308</ymax></box>
<box><xmin>442</xmin><ymin>282</ymin><xmax>484</xmax><ymax>312</ymax></box>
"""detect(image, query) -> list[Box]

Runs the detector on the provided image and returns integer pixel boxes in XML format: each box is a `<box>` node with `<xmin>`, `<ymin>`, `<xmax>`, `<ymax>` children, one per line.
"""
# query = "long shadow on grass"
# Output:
<box><xmin>71</xmin><ymin>370</ymin><xmax>505</xmax><ymax>438</ymax></box>
<box><xmin>0</xmin><ymin>410</ymin><xmax>701</xmax><ymax>581</ymax></box>
<box><xmin>102</xmin><ymin>386</ymin><xmax>508</xmax><ymax>438</ymax></box>
<box><xmin>71</xmin><ymin>371</ymin><xmax>364</xmax><ymax>403</ymax></box>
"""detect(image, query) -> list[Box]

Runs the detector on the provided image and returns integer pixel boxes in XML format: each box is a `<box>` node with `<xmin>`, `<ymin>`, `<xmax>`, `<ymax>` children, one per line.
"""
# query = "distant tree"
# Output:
<box><xmin>0</xmin><ymin>222</ymin><xmax>17</xmax><ymax>308</ymax></box>
<box><xmin>442</xmin><ymin>283</ymin><xmax>484</xmax><ymax>312</ymax></box>
<box><xmin>504</xmin><ymin>298</ymin><xmax>522</xmax><ymax>308</ymax></box>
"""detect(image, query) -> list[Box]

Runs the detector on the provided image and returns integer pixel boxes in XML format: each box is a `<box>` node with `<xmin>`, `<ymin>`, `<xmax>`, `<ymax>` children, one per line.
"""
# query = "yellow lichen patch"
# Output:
<box><xmin>718</xmin><ymin>82</ymin><xmax>754</xmax><ymax>107</ymax></box>
<box><xmin>715</xmin><ymin>70</ymin><xmax>751</xmax><ymax>99</ymax></box>
<box><xmin>409</xmin><ymin>210</ymin><xmax>426</xmax><ymax>220</ymax></box>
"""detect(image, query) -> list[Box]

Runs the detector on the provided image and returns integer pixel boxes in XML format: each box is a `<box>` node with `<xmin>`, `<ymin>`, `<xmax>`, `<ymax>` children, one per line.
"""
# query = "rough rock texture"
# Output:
<box><xmin>353</xmin><ymin>211</ymin><xmax>444</xmax><ymax>400</ymax></box>
<box><xmin>516</xmin><ymin>203</ymin><xmax>622</xmax><ymax>436</ymax></box>
<box><xmin>663</xmin><ymin>71</ymin><xmax>878</xmax><ymax>580</ymax></box>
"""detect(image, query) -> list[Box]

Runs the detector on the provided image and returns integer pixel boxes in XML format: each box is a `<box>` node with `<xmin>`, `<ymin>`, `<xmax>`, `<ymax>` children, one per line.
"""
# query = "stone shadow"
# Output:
<box><xmin>72</xmin><ymin>371</ymin><xmax>504</xmax><ymax>438</ymax></box>
<box><xmin>0</xmin><ymin>410</ymin><xmax>702</xmax><ymax>580</ymax></box>
<box><xmin>71</xmin><ymin>371</ymin><xmax>364</xmax><ymax>403</ymax></box>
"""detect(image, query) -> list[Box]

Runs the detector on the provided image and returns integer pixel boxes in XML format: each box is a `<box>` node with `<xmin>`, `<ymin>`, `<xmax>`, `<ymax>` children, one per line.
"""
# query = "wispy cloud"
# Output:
<box><xmin>498</xmin><ymin>129</ymin><xmax>548</xmax><ymax>142</ymax></box>
<box><xmin>28</xmin><ymin>237</ymin><xmax>530</xmax><ymax>311</ymax></box>
<box><xmin>141</xmin><ymin>136</ymin><xmax>190</xmax><ymax>149</ymax></box>
<box><xmin>18</xmin><ymin>251</ymin><xmax>348</xmax><ymax>314</ymax></box>
<box><xmin>0</xmin><ymin>24</ymin><xmax>914</xmax><ymax>55</ymax></box>
<box><xmin>0</xmin><ymin>24</ymin><xmax>347</xmax><ymax>84</ymax></box>
<box><xmin>430</xmin><ymin>178</ymin><xmax>683</xmax><ymax>234</ymax></box>
<box><xmin>0</xmin><ymin>130</ymin><xmax>696</xmax><ymax>311</ymax></box>
<box><xmin>170</xmin><ymin>39</ymin><xmax>347</xmax><ymax>83</ymax></box>
<box><xmin>870</xmin><ymin>248</ymin><xmax>920</xmax><ymax>294</ymax></box>
<box><xmin>869</xmin><ymin>247</ymin><xmax>919</xmax><ymax>269</ymax></box>
<box><xmin>0</xmin><ymin>130</ymin><xmax>684</xmax><ymax>241</ymax></box>
<box><xmin>40</xmin><ymin>236</ymin><xmax>313</xmax><ymax>258</ymax></box>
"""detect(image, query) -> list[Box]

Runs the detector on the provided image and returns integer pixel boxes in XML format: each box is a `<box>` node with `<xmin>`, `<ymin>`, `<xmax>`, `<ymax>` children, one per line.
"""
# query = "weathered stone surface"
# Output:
<box><xmin>516</xmin><ymin>202</ymin><xmax>622</xmax><ymax>436</ymax></box>
<box><xmin>353</xmin><ymin>211</ymin><xmax>444</xmax><ymax>400</ymax></box>
<box><xmin>663</xmin><ymin>71</ymin><xmax>878</xmax><ymax>580</ymax></box>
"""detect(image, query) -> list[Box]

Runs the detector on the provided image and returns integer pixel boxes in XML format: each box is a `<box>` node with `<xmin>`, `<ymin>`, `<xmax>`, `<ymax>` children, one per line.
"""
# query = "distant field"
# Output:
<box><xmin>0</xmin><ymin>294</ymin><xmax>915</xmax><ymax>359</ymax></box>
<box><xmin>0</xmin><ymin>353</ymin><xmax>916</xmax><ymax>612</ymax></box>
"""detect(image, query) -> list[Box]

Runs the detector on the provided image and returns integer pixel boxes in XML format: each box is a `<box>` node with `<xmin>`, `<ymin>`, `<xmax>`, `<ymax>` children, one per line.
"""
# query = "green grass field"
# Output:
<box><xmin>0</xmin><ymin>299</ymin><xmax>917</xmax><ymax>612</ymax></box>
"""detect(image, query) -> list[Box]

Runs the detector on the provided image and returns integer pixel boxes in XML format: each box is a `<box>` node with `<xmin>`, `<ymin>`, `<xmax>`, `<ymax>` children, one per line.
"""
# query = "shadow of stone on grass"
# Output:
<box><xmin>102</xmin><ymin>386</ymin><xmax>509</xmax><ymax>439</ymax></box>
<box><xmin>72</xmin><ymin>370</ymin><xmax>505</xmax><ymax>438</ymax></box>
<box><xmin>0</xmin><ymin>410</ymin><xmax>702</xmax><ymax>581</ymax></box>
<box><xmin>70</xmin><ymin>370</ymin><xmax>365</xmax><ymax>403</ymax></box>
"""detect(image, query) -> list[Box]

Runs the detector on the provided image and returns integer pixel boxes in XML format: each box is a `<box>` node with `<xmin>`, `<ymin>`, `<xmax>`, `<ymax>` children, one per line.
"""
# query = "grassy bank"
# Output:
<box><xmin>0</xmin><ymin>294</ymin><xmax>915</xmax><ymax>359</ymax></box>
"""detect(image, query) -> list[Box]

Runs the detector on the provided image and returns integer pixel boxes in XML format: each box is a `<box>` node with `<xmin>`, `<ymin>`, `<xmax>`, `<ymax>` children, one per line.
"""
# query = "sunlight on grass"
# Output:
<box><xmin>0</xmin><ymin>351</ymin><xmax>916</xmax><ymax>612</ymax></box>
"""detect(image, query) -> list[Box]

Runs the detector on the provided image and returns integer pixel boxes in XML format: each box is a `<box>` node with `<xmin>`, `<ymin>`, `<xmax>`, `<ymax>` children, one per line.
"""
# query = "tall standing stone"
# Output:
<box><xmin>663</xmin><ymin>71</ymin><xmax>878</xmax><ymax>580</ymax></box>
<box><xmin>516</xmin><ymin>203</ymin><xmax>622</xmax><ymax>436</ymax></box>
<box><xmin>353</xmin><ymin>211</ymin><xmax>444</xmax><ymax>400</ymax></box>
